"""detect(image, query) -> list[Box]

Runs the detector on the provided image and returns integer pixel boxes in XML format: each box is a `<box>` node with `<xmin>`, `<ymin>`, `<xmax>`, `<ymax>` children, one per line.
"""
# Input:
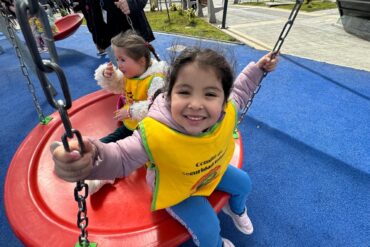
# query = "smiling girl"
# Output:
<box><xmin>51</xmin><ymin>47</ymin><xmax>278</xmax><ymax>247</ymax></box>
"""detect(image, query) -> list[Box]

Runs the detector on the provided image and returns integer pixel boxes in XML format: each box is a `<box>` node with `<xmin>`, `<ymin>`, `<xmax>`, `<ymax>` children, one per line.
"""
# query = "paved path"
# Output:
<box><xmin>204</xmin><ymin>2</ymin><xmax>370</xmax><ymax>72</ymax></box>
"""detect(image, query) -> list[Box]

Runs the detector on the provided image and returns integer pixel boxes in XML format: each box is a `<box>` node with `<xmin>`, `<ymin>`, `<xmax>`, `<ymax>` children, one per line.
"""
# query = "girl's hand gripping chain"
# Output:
<box><xmin>50</xmin><ymin>139</ymin><xmax>95</xmax><ymax>182</ymax></box>
<box><xmin>256</xmin><ymin>51</ymin><xmax>279</xmax><ymax>72</ymax></box>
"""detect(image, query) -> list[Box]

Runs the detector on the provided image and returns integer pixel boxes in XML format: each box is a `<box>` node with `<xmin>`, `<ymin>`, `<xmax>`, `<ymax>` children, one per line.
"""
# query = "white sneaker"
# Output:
<box><xmin>222</xmin><ymin>238</ymin><xmax>235</xmax><ymax>247</ymax></box>
<box><xmin>85</xmin><ymin>179</ymin><xmax>114</xmax><ymax>195</ymax></box>
<box><xmin>222</xmin><ymin>203</ymin><xmax>254</xmax><ymax>235</ymax></box>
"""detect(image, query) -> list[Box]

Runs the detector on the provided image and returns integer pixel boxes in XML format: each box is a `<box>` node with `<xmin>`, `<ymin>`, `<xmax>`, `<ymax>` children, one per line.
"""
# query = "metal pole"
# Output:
<box><xmin>221</xmin><ymin>0</ymin><xmax>228</xmax><ymax>29</ymax></box>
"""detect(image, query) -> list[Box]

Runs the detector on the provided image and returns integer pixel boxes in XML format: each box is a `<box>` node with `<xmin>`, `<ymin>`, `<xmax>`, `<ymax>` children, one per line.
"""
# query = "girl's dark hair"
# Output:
<box><xmin>166</xmin><ymin>48</ymin><xmax>234</xmax><ymax>103</ymax></box>
<box><xmin>111</xmin><ymin>30</ymin><xmax>160</xmax><ymax>70</ymax></box>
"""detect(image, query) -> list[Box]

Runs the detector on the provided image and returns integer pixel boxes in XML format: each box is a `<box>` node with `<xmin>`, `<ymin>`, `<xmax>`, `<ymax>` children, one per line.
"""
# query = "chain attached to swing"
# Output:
<box><xmin>14</xmin><ymin>0</ymin><xmax>94</xmax><ymax>246</ymax></box>
<box><xmin>126</xmin><ymin>14</ymin><xmax>134</xmax><ymax>31</ymax></box>
<box><xmin>125</xmin><ymin>11</ymin><xmax>161</xmax><ymax>61</ymax></box>
<box><xmin>238</xmin><ymin>0</ymin><xmax>304</xmax><ymax>125</ymax></box>
<box><xmin>0</xmin><ymin>5</ymin><xmax>52</xmax><ymax>124</ymax></box>
<box><xmin>74</xmin><ymin>181</ymin><xmax>90</xmax><ymax>247</ymax></box>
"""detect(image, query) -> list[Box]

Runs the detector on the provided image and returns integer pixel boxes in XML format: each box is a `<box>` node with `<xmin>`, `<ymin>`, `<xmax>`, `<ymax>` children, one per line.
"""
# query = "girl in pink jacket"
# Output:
<box><xmin>51</xmin><ymin>48</ymin><xmax>278</xmax><ymax>247</ymax></box>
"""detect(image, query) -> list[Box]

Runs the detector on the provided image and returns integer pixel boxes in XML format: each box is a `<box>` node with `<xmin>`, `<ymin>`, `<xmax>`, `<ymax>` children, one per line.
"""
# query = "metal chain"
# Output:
<box><xmin>238</xmin><ymin>0</ymin><xmax>304</xmax><ymax>125</ymax></box>
<box><xmin>74</xmin><ymin>181</ymin><xmax>90</xmax><ymax>246</ymax></box>
<box><xmin>126</xmin><ymin>14</ymin><xmax>134</xmax><ymax>30</ymax></box>
<box><xmin>124</xmin><ymin>12</ymin><xmax>161</xmax><ymax>61</ymax></box>
<box><xmin>0</xmin><ymin>7</ymin><xmax>49</xmax><ymax>124</ymax></box>
<box><xmin>14</xmin><ymin>1</ymin><xmax>90</xmax><ymax>245</ymax></box>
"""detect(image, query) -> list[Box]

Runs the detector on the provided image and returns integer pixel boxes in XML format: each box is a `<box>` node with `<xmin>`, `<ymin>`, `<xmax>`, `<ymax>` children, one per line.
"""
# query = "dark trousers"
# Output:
<box><xmin>76</xmin><ymin>0</ymin><xmax>111</xmax><ymax>50</ymax></box>
<box><xmin>100</xmin><ymin>125</ymin><xmax>133</xmax><ymax>143</ymax></box>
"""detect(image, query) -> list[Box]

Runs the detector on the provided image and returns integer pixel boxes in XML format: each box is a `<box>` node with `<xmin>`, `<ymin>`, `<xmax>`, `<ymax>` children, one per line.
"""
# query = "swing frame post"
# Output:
<box><xmin>221</xmin><ymin>0</ymin><xmax>228</xmax><ymax>29</ymax></box>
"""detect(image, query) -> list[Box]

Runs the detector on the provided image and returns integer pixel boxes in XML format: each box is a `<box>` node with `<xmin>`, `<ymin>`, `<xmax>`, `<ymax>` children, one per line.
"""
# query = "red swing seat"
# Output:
<box><xmin>4</xmin><ymin>90</ymin><xmax>243</xmax><ymax>246</ymax></box>
<box><xmin>53</xmin><ymin>13</ymin><xmax>83</xmax><ymax>41</ymax></box>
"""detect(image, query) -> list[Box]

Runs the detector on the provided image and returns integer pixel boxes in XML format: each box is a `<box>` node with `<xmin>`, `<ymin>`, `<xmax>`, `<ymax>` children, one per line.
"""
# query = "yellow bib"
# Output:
<box><xmin>123</xmin><ymin>73</ymin><xmax>165</xmax><ymax>130</ymax></box>
<box><xmin>139</xmin><ymin>102</ymin><xmax>237</xmax><ymax>210</ymax></box>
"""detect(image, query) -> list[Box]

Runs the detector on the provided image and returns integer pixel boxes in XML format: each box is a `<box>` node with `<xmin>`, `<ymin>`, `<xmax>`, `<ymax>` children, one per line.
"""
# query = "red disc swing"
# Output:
<box><xmin>4</xmin><ymin>90</ymin><xmax>244</xmax><ymax>246</ymax></box>
<box><xmin>53</xmin><ymin>13</ymin><xmax>83</xmax><ymax>41</ymax></box>
<box><xmin>4</xmin><ymin>2</ymin><xmax>243</xmax><ymax>245</ymax></box>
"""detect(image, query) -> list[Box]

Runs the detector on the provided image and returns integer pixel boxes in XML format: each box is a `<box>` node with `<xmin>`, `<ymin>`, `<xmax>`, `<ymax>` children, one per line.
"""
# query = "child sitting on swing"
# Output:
<box><xmin>28</xmin><ymin>10</ymin><xmax>58</xmax><ymax>53</ymax></box>
<box><xmin>94</xmin><ymin>30</ymin><xmax>167</xmax><ymax>144</ymax></box>
<box><xmin>51</xmin><ymin>47</ymin><xmax>278</xmax><ymax>247</ymax></box>
<box><xmin>88</xmin><ymin>30</ymin><xmax>167</xmax><ymax>194</ymax></box>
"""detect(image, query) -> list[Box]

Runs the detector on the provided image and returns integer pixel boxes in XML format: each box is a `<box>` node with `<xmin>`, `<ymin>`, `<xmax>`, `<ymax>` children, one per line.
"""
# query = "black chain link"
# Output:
<box><xmin>14</xmin><ymin>0</ymin><xmax>90</xmax><ymax>245</ymax></box>
<box><xmin>74</xmin><ymin>181</ymin><xmax>90</xmax><ymax>246</ymax></box>
<box><xmin>126</xmin><ymin>14</ymin><xmax>134</xmax><ymax>31</ymax></box>
<box><xmin>0</xmin><ymin>6</ymin><xmax>48</xmax><ymax>123</ymax></box>
<box><xmin>238</xmin><ymin>0</ymin><xmax>304</xmax><ymax>125</ymax></box>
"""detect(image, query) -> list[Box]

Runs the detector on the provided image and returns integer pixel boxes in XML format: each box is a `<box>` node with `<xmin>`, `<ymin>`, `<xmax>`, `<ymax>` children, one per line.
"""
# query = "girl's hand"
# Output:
<box><xmin>257</xmin><ymin>51</ymin><xmax>279</xmax><ymax>72</ymax></box>
<box><xmin>115</xmin><ymin>0</ymin><xmax>130</xmax><ymax>15</ymax></box>
<box><xmin>103</xmin><ymin>61</ymin><xmax>114</xmax><ymax>78</ymax></box>
<box><xmin>50</xmin><ymin>139</ymin><xmax>95</xmax><ymax>182</ymax></box>
<box><xmin>113</xmin><ymin>108</ymin><xmax>130</xmax><ymax>120</ymax></box>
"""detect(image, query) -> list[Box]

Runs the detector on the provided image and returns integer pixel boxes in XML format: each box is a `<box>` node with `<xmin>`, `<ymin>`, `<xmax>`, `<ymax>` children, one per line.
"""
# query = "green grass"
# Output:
<box><xmin>278</xmin><ymin>1</ymin><xmax>337</xmax><ymax>12</ymax></box>
<box><xmin>240</xmin><ymin>0</ymin><xmax>337</xmax><ymax>12</ymax></box>
<box><xmin>145</xmin><ymin>10</ymin><xmax>238</xmax><ymax>42</ymax></box>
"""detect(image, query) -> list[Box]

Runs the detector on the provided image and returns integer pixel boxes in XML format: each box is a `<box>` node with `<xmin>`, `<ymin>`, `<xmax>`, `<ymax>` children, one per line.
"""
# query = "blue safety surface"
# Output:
<box><xmin>1</xmin><ymin>26</ymin><xmax>369</xmax><ymax>246</ymax></box>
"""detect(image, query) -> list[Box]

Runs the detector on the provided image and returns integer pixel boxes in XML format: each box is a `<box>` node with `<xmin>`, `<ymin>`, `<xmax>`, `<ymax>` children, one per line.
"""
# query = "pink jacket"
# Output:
<box><xmin>88</xmin><ymin>62</ymin><xmax>263</xmax><ymax>186</ymax></box>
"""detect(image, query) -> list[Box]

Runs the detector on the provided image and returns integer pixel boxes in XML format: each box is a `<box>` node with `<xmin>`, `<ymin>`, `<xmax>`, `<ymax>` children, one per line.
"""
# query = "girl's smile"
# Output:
<box><xmin>170</xmin><ymin>62</ymin><xmax>225</xmax><ymax>136</ymax></box>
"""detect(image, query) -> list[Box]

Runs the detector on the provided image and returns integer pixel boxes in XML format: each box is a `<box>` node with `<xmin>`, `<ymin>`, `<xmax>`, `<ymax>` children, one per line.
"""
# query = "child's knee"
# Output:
<box><xmin>242</xmin><ymin>171</ymin><xmax>252</xmax><ymax>191</ymax></box>
<box><xmin>191</xmin><ymin>215</ymin><xmax>221</xmax><ymax>246</ymax></box>
<box><xmin>229</xmin><ymin>169</ymin><xmax>252</xmax><ymax>195</ymax></box>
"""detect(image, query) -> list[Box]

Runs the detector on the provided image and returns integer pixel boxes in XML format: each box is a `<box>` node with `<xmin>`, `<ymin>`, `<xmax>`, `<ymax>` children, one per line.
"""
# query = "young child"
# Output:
<box><xmin>89</xmin><ymin>30</ymin><xmax>167</xmax><ymax>194</ymax></box>
<box><xmin>28</xmin><ymin>13</ymin><xmax>58</xmax><ymax>53</ymax></box>
<box><xmin>29</xmin><ymin>16</ymin><xmax>47</xmax><ymax>52</ymax></box>
<box><xmin>51</xmin><ymin>48</ymin><xmax>278</xmax><ymax>247</ymax></box>
<box><xmin>94</xmin><ymin>30</ymin><xmax>167</xmax><ymax>144</ymax></box>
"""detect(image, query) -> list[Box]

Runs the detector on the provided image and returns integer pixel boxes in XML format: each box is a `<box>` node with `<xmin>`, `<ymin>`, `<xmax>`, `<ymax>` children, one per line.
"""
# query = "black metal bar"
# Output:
<box><xmin>221</xmin><ymin>0</ymin><xmax>228</xmax><ymax>29</ymax></box>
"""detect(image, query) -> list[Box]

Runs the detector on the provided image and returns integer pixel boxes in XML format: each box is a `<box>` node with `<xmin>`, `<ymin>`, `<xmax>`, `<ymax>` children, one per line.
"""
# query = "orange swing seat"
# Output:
<box><xmin>4</xmin><ymin>90</ymin><xmax>243</xmax><ymax>246</ymax></box>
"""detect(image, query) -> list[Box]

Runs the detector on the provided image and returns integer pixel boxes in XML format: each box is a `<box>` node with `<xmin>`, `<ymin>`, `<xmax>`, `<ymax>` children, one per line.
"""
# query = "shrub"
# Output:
<box><xmin>185</xmin><ymin>8</ymin><xmax>196</xmax><ymax>25</ymax></box>
<box><xmin>170</xmin><ymin>3</ymin><xmax>177</xmax><ymax>11</ymax></box>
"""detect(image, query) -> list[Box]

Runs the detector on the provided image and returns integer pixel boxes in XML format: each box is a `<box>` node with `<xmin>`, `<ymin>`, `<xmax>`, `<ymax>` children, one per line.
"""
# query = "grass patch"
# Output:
<box><xmin>239</xmin><ymin>0</ymin><xmax>337</xmax><ymax>12</ymax></box>
<box><xmin>239</xmin><ymin>2</ymin><xmax>266</xmax><ymax>7</ymax></box>
<box><xmin>146</xmin><ymin>10</ymin><xmax>238</xmax><ymax>42</ymax></box>
<box><xmin>278</xmin><ymin>1</ymin><xmax>337</xmax><ymax>12</ymax></box>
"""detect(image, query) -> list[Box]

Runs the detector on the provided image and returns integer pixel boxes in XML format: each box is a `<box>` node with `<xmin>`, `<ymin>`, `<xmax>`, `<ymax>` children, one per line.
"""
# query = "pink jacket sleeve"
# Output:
<box><xmin>231</xmin><ymin>62</ymin><xmax>264</xmax><ymax>111</ymax></box>
<box><xmin>86</xmin><ymin>131</ymin><xmax>149</xmax><ymax>180</ymax></box>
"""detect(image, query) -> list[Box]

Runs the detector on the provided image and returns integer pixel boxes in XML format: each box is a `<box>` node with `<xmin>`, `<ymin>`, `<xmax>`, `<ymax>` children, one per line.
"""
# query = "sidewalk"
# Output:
<box><xmin>201</xmin><ymin>2</ymin><xmax>370</xmax><ymax>72</ymax></box>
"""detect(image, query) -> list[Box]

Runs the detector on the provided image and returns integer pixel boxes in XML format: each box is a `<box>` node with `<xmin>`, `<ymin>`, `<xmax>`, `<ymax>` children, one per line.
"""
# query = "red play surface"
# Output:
<box><xmin>4</xmin><ymin>90</ymin><xmax>243</xmax><ymax>246</ymax></box>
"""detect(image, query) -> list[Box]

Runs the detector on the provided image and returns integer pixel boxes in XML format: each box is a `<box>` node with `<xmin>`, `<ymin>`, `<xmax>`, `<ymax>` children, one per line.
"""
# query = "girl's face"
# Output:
<box><xmin>170</xmin><ymin>62</ymin><xmax>225</xmax><ymax>136</ymax></box>
<box><xmin>113</xmin><ymin>46</ymin><xmax>146</xmax><ymax>78</ymax></box>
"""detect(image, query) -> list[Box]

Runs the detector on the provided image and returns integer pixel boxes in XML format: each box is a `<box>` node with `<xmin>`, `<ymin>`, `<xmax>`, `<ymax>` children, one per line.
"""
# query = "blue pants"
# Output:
<box><xmin>167</xmin><ymin>165</ymin><xmax>252</xmax><ymax>247</ymax></box>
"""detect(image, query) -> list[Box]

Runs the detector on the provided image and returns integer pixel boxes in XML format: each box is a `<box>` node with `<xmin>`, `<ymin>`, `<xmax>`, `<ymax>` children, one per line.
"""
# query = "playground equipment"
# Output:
<box><xmin>4</xmin><ymin>89</ymin><xmax>244</xmax><ymax>246</ymax></box>
<box><xmin>4</xmin><ymin>0</ymin><xmax>303</xmax><ymax>245</ymax></box>
<box><xmin>54</xmin><ymin>13</ymin><xmax>83</xmax><ymax>41</ymax></box>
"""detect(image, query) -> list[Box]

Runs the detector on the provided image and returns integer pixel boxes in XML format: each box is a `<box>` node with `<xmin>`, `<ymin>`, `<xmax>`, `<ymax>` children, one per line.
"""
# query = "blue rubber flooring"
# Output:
<box><xmin>1</xmin><ymin>26</ymin><xmax>370</xmax><ymax>246</ymax></box>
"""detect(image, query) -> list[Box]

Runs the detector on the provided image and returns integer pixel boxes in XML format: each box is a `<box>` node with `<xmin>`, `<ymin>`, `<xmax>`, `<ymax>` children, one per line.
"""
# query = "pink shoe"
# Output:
<box><xmin>222</xmin><ymin>238</ymin><xmax>235</xmax><ymax>247</ymax></box>
<box><xmin>222</xmin><ymin>203</ymin><xmax>254</xmax><ymax>235</ymax></box>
